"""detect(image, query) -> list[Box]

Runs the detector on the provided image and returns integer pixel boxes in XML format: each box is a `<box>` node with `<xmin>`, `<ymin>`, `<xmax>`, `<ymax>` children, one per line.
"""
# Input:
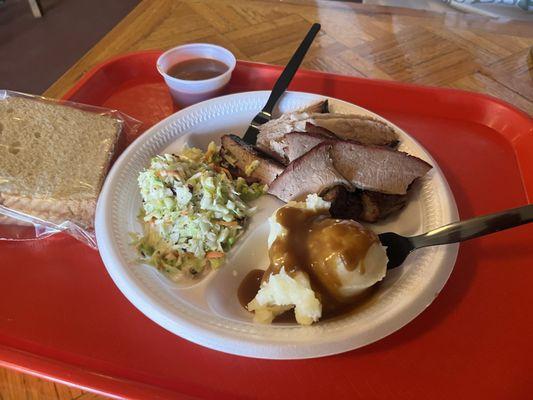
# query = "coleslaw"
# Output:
<box><xmin>132</xmin><ymin>142</ymin><xmax>265</xmax><ymax>280</ymax></box>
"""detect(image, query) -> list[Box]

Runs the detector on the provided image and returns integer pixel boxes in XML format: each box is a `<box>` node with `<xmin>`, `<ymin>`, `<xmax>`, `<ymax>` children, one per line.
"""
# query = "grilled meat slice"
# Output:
<box><xmin>257</xmin><ymin>111</ymin><xmax>399</xmax><ymax>162</ymax></box>
<box><xmin>267</xmin><ymin>143</ymin><xmax>352</xmax><ymax>202</ymax></box>
<box><xmin>284</xmin><ymin>131</ymin><xmax>332</xmax><ymax>163</ymax></box>
<box><xmin>221</xmin><ymin>134</ymin><xmax>284</xmax><ymax>185</ymax></box>
<box><xmin>360</xmin><ymin>191</ymin><xmax>407</xmax><ymax>222</ymax></box>
<box><xmin>268</xmin><ymin>139</ymin><xmax>430</xmax><ymax>202</ymax></box>
<box><xmin>322</xmin><ymin>185</ymin><xmax>364</xmax><ymax>220</ymax></box>
<box><xmin>302</xmin><ymin>100</ymin><xmax>329</xmax><ymax>114</ymax></box>
<box><xmin>330</xmin><ymin>141</ymin><xmax>432</xmax><ymax>195</ymax></box>
<box><xmin>310</xmin><ymin>113</ymin><xmax>399</xmax><ymax>148</ymax></box>
<box><xmin>322</xmin><ymin>186</ymin><xmax>408</xmax><ymax>222</ymax></box>
<box><xmin>304</xmin><ymin>122</ymin><xmax>336</xmax><ymax>138</ymax></box>
<box><xmin>252</xmin><ymin>122</ymin><xmax>334</xmax><ymax>165</ymax></box>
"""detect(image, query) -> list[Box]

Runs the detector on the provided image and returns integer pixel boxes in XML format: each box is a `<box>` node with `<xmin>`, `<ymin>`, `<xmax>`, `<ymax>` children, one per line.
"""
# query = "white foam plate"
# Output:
<box><xmin>95</xmin><ymin>91</ymin><xmax>459</xmax><ymax>359</ymax></box>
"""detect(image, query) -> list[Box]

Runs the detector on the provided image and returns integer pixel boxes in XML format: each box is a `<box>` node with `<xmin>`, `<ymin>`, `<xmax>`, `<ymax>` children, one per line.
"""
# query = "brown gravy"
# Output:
<box><xmin>166</xmin><ymin>58</ymin><xmax>228</xmax><ymax>80</ymax></box>
<box><xmin>237</xmin><ymin>206</ymin><xmax>379</xmax><ymax>322</ymax></box>
<box><xmin>238</xmin><ymin>269</ymin><xmax>264</xmax><ymax>308</ymax></box>
<box><xmin>268</xmin><ymin>207</ymin><xmax>375</xmax><ymax>302</ymax></box>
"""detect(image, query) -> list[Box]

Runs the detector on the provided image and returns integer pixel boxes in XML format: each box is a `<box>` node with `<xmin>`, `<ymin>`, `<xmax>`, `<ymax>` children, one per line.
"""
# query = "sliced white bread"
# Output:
<box><xmin>0</xmin><ymin>95</ymin><xmax>122</xmax><ymax>228</ymax></box>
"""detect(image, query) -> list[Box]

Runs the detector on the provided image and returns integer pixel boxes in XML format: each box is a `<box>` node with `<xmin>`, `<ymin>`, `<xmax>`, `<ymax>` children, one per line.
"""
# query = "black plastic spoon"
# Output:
<box><xmin>379</xmin><ymin>204</ymin><xmax>533</xmax><ymax>269</ymax></box>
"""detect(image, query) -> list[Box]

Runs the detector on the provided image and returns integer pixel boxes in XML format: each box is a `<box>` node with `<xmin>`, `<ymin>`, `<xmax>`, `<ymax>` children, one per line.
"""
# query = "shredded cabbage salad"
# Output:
<box><xmin>132</xmin><ymin>142</ymin><xmax>265</xmax><ymax>280</ymax></box>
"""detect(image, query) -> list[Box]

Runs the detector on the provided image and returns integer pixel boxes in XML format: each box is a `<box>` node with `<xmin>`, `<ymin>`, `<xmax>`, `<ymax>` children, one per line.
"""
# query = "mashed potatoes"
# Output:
<box><xmin>247</xmin><ymin>267</ymin><xmax>321</xmax><ymax>325</ymax></box>
<box><xmin>247</xmin><ymin>194</ymin><xmax>387</xmax><ymax>325</ymax></box>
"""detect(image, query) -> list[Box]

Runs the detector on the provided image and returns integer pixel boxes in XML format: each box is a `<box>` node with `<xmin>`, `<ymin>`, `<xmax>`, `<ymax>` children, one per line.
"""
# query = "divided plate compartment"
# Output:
<box><xmin>0</xmin><ymin>51</ymin><xmax>531</xmax><ymax>399</ymax></box>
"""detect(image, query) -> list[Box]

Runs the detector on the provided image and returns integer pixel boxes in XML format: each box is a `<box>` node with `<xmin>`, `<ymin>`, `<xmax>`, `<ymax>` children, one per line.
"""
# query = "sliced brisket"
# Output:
<box><xmin>257</xmin><ymin>110</ymin><xmax>400</xmax><ymax>163</ymax></box>
<box><xmin>330</xmin><ymin>141</ymin><xmax>432</xmax><ymax>195</ymax></box>
<box><xmin>220</xmin><ymin>134</ymin><xmax>284</xmax><ymax>185</ymax></box>
<box><xmin>267</xmin><ymin>143</ymin><xmax>352</xmax><ymax>202</ymax></box>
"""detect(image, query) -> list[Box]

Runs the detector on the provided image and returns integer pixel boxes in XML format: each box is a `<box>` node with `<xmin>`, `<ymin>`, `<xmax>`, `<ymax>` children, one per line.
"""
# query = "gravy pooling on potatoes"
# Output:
<box><xmin>238</xmin><ymin>205</ymin><xmax>378</xmax><ymax>320</ymax></box>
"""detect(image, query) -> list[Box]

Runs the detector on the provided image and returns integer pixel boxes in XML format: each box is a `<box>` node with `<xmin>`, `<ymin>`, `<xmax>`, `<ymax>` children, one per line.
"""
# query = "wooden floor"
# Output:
<box><xmin>2</xmin><ymin>0</ymin><xmax>532</xmax><ymax>399</ymax></box>
<box><xmin>0</xmin><ymin>367</ymin><xmax>104</xmax><ymax>399</ymax></box>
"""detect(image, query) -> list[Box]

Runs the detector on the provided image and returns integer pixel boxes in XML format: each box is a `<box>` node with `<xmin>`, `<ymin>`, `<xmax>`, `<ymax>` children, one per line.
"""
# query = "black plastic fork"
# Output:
<box><xmin>379</xmin><ymin>204</ymin><xmax>533</xmax><ymax>269</ymax></box>
<box><xmin>242</xmin><ymin>23</ymin><xmax>321</xmax><ymax>145</ymax></box>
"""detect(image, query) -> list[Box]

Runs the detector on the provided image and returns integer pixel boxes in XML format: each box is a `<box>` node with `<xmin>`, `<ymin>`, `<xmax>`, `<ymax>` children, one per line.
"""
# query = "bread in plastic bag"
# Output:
<box><xmin>0</xmin><ymin>90</ymin><xmax>142</xmax><ymax>248</ymax></box>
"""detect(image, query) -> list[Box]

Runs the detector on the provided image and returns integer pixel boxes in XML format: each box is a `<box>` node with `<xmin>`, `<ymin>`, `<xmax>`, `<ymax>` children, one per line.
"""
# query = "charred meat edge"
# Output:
<box><xmin>220</xmin><ymin>134</ymin><xmax>284</xmax><ymax>185</ymax></box>
<box><xmin>323</xmin><ymin>185</ymin><xmax>408</xmax><ymax>223</ymax></box>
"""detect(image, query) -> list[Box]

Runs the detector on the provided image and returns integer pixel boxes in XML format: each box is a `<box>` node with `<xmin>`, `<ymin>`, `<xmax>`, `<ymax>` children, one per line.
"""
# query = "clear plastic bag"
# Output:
<box><xmin>0</xmin><ymin>90</ymin><xmax>142</xmax><ymax>248</ymax></box>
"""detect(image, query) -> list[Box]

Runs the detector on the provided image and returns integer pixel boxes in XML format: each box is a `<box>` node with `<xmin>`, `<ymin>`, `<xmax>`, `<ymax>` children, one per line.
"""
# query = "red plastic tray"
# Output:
<box><xmin>2</xmin><ymin>50</ymin><xmax>532</xmax><ymax>400</ymax></box>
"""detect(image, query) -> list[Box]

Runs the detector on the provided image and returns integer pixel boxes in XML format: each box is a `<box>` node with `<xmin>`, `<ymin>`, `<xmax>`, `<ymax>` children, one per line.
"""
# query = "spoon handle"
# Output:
<box><xmin>411</xmin><ymin>204</ymin><xmax>533</xmax><ymax>249</ymax></box>
<box><xmin>262</xmin><ymin>23</ymin><xmax>321</xmax><ymax>115</ymax></box>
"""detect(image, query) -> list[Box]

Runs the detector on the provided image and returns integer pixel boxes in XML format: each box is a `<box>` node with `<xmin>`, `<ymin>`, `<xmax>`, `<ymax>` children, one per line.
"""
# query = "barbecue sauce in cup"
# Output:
<box><xmin>157</xmin><ymin>44</ymin><xmax>236</xmax><ymax>107</ymax></box>
<box><xmin>167</xmin><ymin>58</ymin><xmax>229</xmax><ymax>81</ymax></box>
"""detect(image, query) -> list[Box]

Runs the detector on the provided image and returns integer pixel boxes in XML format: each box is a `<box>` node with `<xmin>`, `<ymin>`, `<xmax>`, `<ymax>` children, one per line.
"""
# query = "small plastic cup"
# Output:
<box><xmin>156</xmin><ymin>43</ymin><xmax>236</xmax><ymax>108</ymax></box>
